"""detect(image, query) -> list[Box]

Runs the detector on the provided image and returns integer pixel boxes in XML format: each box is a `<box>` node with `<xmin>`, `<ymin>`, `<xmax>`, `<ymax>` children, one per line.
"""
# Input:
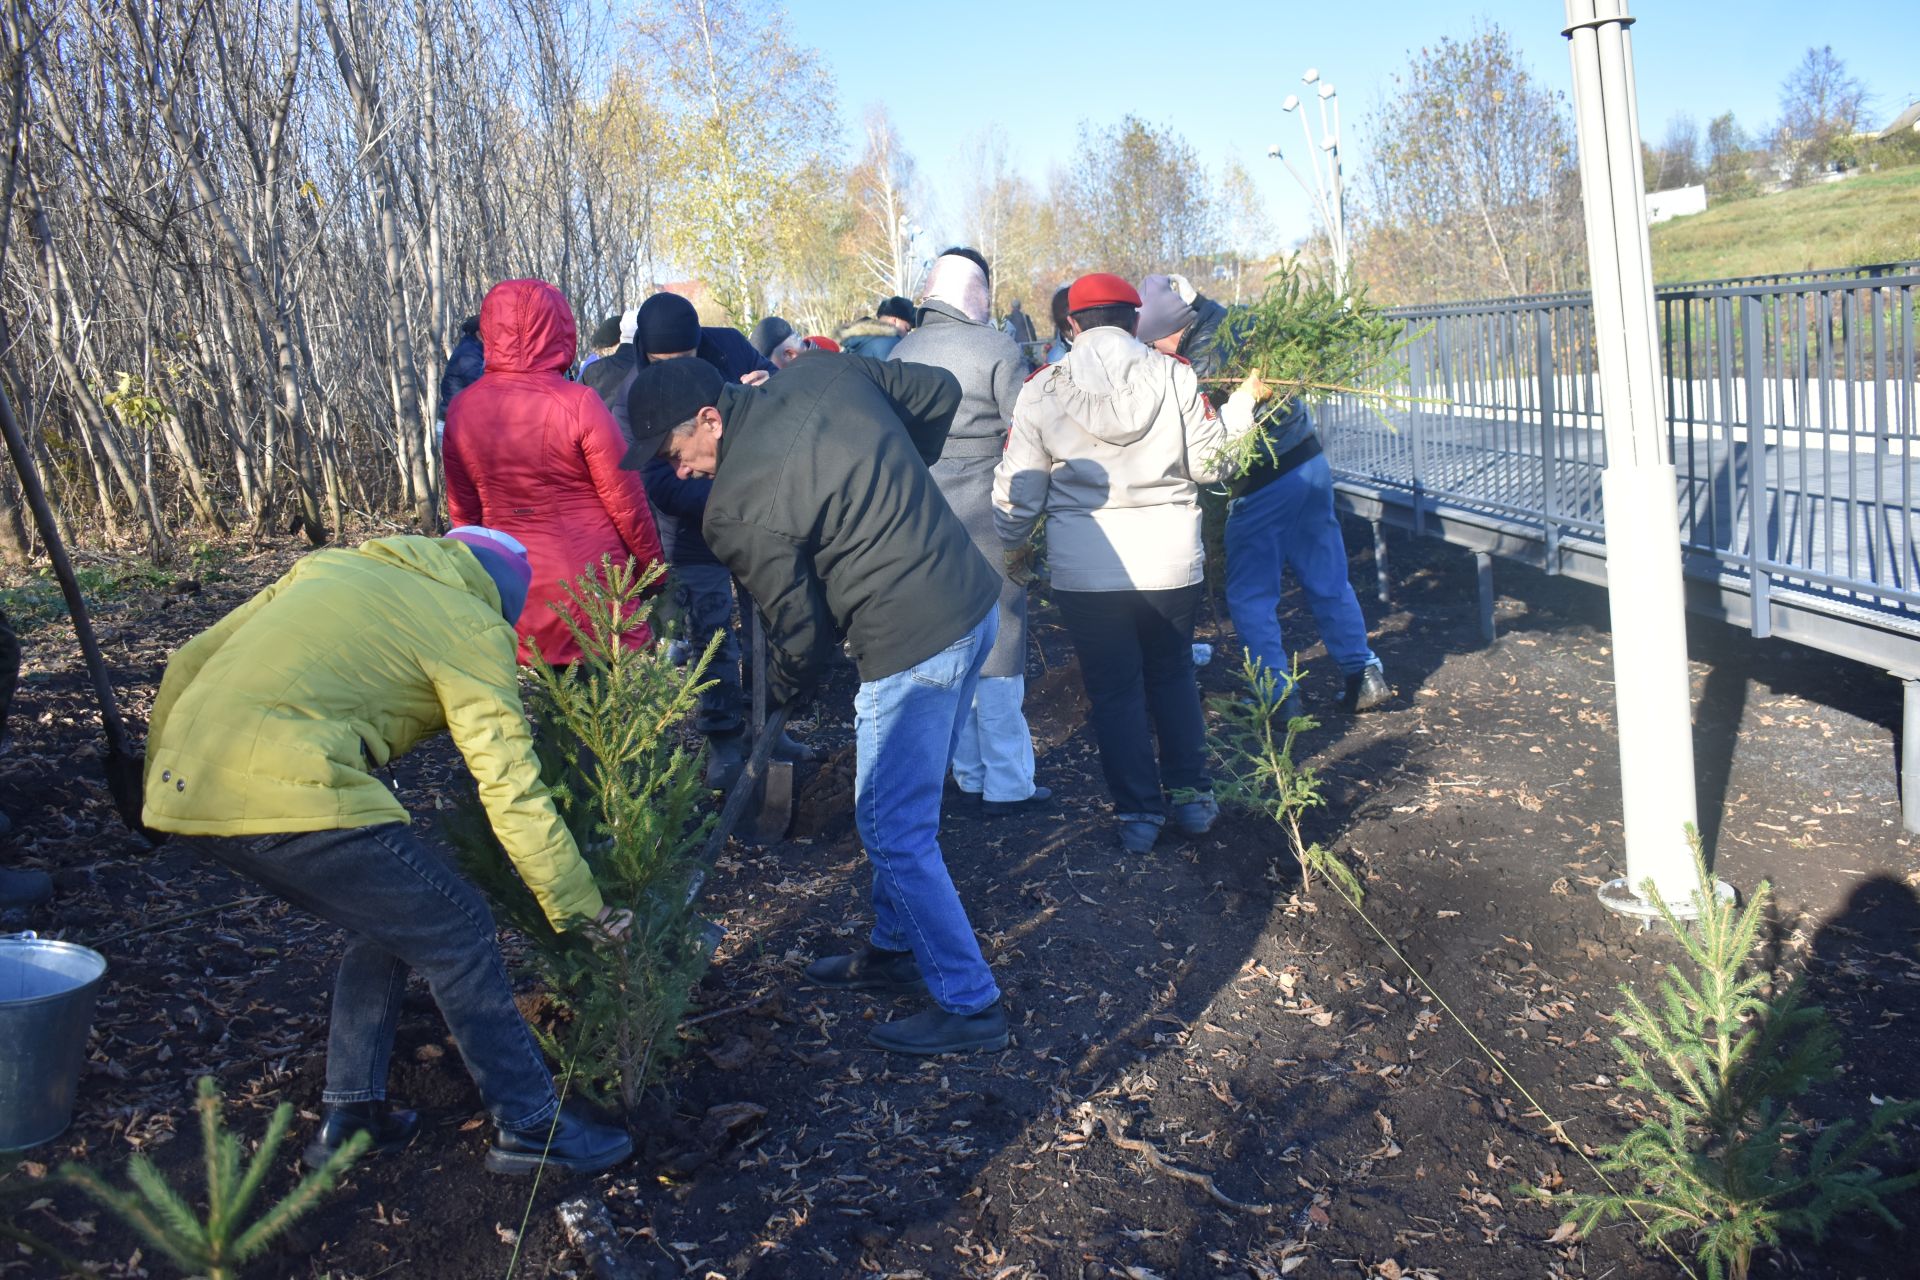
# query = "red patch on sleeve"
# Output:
<box><xmin>1023</xmin><ymin>362</ymin><xmax>1052</xmax><ymax>383</ymax></box>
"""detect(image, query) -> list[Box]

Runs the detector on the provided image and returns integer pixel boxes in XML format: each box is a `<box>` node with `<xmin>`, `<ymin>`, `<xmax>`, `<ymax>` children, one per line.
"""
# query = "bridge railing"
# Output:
<box><xmin>1319</xmin><ymin>268</ymin><xmax>1920</xmax><ymax>627</ymax></box>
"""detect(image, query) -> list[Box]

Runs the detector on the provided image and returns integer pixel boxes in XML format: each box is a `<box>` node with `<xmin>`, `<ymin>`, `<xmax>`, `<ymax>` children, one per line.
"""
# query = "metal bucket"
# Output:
<box><xmin>0</xmin><ymin>932</ymin><xmax>107</xmax><ymax>1149</ymax></box>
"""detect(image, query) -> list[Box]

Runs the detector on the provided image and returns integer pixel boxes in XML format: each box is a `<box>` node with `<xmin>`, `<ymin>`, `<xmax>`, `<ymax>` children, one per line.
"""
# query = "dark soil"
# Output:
<box><xmin>2</xmin><ymin>520</ymin><xmax>1915</xmax><ymax>1280</ymax></box>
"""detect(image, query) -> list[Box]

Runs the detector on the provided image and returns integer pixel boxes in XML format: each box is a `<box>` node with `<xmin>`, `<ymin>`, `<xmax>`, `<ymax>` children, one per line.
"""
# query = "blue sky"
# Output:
<box><xmin>784</xmin><ymin>1</ymin><xmax>1920</xmax><ymax>252</ymax></box>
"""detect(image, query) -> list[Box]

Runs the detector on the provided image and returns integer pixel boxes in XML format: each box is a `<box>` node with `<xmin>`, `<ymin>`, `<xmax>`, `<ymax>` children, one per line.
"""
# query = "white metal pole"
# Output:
<box><xmin>1562</xmin><ymin>0</ymin><xmax>1718</xmax><ymax>916</ymax></box>
<box><xmin>1326</xmin><ymin>90</ymin><xmax>1349</xmax><ymax>295</ymax></box>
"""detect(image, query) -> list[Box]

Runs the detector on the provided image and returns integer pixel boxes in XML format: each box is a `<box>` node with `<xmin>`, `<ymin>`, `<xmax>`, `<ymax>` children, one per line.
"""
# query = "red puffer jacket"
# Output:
<box><xmin>444</xmin><ymin>278</ymin><xmax>663</xmax><ymax>665</ymax></box>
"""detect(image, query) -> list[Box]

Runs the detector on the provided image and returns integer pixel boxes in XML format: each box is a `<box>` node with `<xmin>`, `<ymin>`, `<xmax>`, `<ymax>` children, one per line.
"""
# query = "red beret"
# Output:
<box><xmin>803</xmin><ymin>335</ymin><xmax>842</xmax><ymax>353</ymax></box>
<box><xmin>1067</xmin><ymin>272</ymin><xmax>1142</xmax><ymax>312</ymax></box>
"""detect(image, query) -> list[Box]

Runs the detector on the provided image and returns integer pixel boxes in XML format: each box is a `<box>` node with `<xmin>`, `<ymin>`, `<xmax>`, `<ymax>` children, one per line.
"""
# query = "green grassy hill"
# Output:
<box><xmin>1650</xmin><ymin>165</ymin><xmax>1920</xmax><ymax>284</ymax></box>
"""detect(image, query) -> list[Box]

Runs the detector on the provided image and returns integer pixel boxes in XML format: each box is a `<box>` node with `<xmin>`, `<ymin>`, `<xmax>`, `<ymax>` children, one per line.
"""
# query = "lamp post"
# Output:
<box><xmin>1269</xmin><ymin>68</ymin><xmax>1349</xmax><ymax>293</ymax></box>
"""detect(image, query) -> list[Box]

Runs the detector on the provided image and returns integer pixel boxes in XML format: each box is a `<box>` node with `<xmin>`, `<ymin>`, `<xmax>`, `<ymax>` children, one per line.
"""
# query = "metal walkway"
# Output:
<box><xmin>1317</xmin><ymin>263</ymin><xmax>1920</xmax><ymax>830</ymax></box>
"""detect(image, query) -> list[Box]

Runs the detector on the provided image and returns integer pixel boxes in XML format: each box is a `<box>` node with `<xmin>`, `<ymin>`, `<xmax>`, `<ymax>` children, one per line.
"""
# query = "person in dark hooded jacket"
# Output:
<box><xmin>437</xmin><ymin>315</ymin><xmax>485</xmax><ymax>420</ymax></box>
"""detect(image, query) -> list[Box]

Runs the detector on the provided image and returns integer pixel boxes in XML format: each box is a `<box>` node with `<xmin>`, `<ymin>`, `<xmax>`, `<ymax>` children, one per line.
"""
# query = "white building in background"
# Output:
<box><xmin>1646</xmin><ymin>184</ymin><xmax>1707</xmax><ymax>223</ymax></box>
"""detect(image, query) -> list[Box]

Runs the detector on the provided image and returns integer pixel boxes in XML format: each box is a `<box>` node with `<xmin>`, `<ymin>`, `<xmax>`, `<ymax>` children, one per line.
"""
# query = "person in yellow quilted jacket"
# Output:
<box><xmin>143</xmin><ymin>526</ymin><xmax>633</xmax><ymax>1177</ymax></box>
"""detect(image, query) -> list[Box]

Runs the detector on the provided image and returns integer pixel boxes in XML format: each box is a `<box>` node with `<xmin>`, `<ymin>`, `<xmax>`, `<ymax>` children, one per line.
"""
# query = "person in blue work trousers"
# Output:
<box><xmin>1136</xmin><ymin>272</ymin><xmax>1390</xmax><ymax>717</ymax></box>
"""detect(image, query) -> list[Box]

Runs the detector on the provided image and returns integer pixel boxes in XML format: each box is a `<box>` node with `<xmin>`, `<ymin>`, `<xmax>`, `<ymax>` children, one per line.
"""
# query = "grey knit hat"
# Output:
<box><xmin>749</xmin><ymin>315</ymin><xmax>795</xmax><ymax>359</ymax></box>
<box><xmin>1136</xmin><ymin>274</ymin><xmax>1198</xmax><ymax>345</ymax></box>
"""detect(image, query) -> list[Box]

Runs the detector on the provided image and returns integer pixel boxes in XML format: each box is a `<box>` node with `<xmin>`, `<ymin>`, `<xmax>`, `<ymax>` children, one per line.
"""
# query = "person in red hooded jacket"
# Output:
<box><xmin>443</xmin><ymin>279</ymin><xmax>665</xmax><ymax>665</ymax></box>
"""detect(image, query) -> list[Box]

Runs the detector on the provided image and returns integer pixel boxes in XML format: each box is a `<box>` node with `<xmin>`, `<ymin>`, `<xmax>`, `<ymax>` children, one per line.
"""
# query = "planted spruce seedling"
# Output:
<box><xmin>449</xmin><ymin>556</ymin><xmax>721</xmax><ymax>1111</ymax></box>
<box><xmin>1209</xmin><ymin>652</ymin><xmax>1363</xmax><ymax>903</ymax></box>
<box><xmin>1559</xmin><ymin>830</ymin><xmax>1918</xmax><ymax>1280</ymax></box>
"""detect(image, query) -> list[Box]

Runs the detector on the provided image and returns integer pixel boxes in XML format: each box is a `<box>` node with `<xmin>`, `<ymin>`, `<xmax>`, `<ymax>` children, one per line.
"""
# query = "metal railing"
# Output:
<box><xmin>1318</xmin><ymin>268</ymin><xmax>1920</xmax><ymax>647</ymax></box>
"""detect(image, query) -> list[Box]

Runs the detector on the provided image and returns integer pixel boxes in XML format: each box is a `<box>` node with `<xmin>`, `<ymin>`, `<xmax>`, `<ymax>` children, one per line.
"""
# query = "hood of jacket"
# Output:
<box><xmin>353</xmin><ymin>532</ymin><xmax>501</xmax><ymax>611</ymax></box>
<box><xmin>479</xmin><ymin>278</ymin><xmax>577</xmax><ymax>375</ymax></box>
<box><xmin>1049</xmin><ymin>325</ymin><xmax>1168</xmax><ymax>447</ymax></box>
<box><xmin>839</xmin><ymin>317</ymin><xmax>901</xmax><ymax>341</ymax></box>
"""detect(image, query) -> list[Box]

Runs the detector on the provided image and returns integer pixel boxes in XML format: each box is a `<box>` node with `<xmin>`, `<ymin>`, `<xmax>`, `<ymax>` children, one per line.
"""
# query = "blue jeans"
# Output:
<box><xmin>194</xmin><ymin>825</ymin><xmax>559</xmax><ymax>1131</ymax></box>
<box><xmin>854</xmin><ymin>609</ymin><xmax>1001</xmax><ymax>1015</ymax></box>
<box><xmin>1224</xmin><ymin>453</ymin><xmax>1379</xmax><ymax>682</ymax></box>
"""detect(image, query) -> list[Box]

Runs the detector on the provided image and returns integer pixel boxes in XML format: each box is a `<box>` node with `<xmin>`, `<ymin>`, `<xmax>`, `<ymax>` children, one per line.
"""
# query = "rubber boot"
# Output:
<box><xmin>703</xmin><ymin>730</ymin><xmax>747</xmax><ymax>791</ymax></box>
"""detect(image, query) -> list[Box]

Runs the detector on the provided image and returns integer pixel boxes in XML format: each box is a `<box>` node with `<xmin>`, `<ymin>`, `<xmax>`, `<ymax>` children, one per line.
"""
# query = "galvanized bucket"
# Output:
<box><xmin>0</xmin><ymin>931</ymin><xmax>107</xmax><ymax>1149</ymax></box>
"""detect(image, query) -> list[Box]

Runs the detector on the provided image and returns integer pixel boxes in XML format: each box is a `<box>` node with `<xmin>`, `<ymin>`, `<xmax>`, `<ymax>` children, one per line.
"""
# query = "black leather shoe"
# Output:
<box><xmin>485</xmin><ymin>1101</ymin><xmax>633</xmax><ymax>1177</ymax></box>
<box><xmin>982</xmin><ymin>785</ymin><xmax>1053</xmax><ymax>818</ymax></box>
<box><xmin>302</xmin><ymin>1101</ymin><xmax>421</xmax><ymax>1168</ymax></box>
<box><xmin>1340</xmin><ymin>663</ymin><xmax>1391</xmax><ymax>713</ymax></box>
<box><xmin>869</xmin><ymin>1001</ymin><xmax>1009</xmax><ymax>1056</ymax></box>
<box><xmin>805</xmin><ymin>944</ymin><xmax>926</xmax><ymax>994</ymax></box>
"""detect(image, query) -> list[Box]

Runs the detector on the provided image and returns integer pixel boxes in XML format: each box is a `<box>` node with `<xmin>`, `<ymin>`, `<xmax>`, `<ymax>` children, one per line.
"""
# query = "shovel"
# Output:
<box><xmin>0</xmin><ymin>379</ymin><xmax>154</xmax><ymax>843</ymax></box>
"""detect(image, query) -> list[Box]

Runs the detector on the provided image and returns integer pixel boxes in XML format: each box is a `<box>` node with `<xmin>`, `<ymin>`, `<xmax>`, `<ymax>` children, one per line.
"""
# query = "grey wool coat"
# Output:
<box><xmin>890</xmin><ymin>301</ymin><xmax>1030</xmax><ymax>677</ymax></box>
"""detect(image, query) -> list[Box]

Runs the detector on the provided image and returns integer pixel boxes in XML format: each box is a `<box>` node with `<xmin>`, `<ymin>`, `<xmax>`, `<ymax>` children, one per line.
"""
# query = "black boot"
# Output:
<box><xmin>485</xmin><ymin>1101</ymin><xmax>633</xmax><ymax>1177</ymax></box>
<box><xmin>1339</xmin><ymin>662</ymin><xmax>1391</xmax><ymax>713</ymax></box>
<box><xmin>868</xmin><ymin>1001</ymin><xmax>1010</xmax><ymax>1055</ymax></box>
<box><xmin>302</xmin><ymin>1101</ymin><xmax>421</xmax><ymax>1168</ymax></box>
<box><xmin>769</xmin><ymin>729</ymin><xmax>819</xmax><ymax>764</ymax></box>
<box><xmin>805</xmin><ymin>944</ymin><xmax>926</xmax><ymax>994</ymax></box>
<box><xmin>703</xmin><ymin>729</ymin><xmax>747</xmax><ymax>790</ymax></box>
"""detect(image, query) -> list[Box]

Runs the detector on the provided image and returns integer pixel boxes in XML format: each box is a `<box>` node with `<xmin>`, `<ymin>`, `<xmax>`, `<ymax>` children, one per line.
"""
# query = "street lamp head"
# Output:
<box><xmin>1318</xmin><ymin>83</ymin><xmax>1335</xmax><ymax>100</ymax></box>
<box><xmin>1282</xmin><ymin>94</ymin><xmax>1300</xmax><ymax>112</ymax></box>
<box><xmin>1266</xmin><ymin>144</ymin><xmax>1282</xmax><ymax>159</ymax></box>
<box><xmin>1301</xmin><ymin>68</ymin><xmax>1320</xmax><ymax>84</ymax></box>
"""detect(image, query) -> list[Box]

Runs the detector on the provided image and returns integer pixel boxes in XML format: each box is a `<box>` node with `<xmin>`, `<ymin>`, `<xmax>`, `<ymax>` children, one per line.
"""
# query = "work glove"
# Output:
<box><xmin>1004</xmin><ymin>543</ymin><xmax>1039</xmax><ymax>586</ymax></box>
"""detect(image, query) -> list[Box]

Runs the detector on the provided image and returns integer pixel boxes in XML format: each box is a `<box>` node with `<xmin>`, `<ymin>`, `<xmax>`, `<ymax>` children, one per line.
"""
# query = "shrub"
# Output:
<box><xmin>450</xmin><ymin>557</ymin><xmax>720</xmax><ymax>1111</ymax></box>
<box><xmin>1209</xmin><ymin>653</ymin><xmax>1362</xmax><ymax>902</ymax></box>
<box><xmin>63</xmin><ymin>1076</ymin><xmax>368</xmax><ymax>1280</ymax></box>
<box><xmin>1561</xmin><ymin>832</ymin><xmax>1919</xmax><ymax>1280</ymax></box>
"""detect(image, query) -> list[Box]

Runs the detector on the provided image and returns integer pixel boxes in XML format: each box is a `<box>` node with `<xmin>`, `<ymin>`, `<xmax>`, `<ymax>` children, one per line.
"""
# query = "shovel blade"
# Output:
<box><xmin>749</xmin><ymin>761</ymin><xmax>793</xmax><ymax>844</ymax></box>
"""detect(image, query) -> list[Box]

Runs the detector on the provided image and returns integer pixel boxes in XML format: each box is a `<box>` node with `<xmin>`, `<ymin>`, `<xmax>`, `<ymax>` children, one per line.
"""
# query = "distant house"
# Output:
<box><xmin>1647</xmin><ymin>184</ymin><xmax>1707</xmax><ymax>223</ymax></box>
<box><xmin>1875</xmin><ymin>102</ymin><xmax>1920</xmax><ymax>140</ymax></box>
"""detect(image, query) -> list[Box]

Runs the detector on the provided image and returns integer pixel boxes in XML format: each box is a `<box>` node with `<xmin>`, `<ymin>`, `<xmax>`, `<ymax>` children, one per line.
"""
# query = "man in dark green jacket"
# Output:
<box><xmin>624</xmin><ymin>354</ymin><xmax>1008</xmax><ymax>1056</ymax></box>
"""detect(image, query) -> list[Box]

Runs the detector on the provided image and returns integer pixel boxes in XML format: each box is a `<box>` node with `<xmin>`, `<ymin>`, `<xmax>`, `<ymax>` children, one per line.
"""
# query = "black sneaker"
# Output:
<box><xmin>982</xmin><ymin>785</ymin><xmax>1053</xmax><ymax>818</ymax></box>
<box><xmin>302</xmin><ymin>1101</ymin><xmax>421</xmax><ymax>1168</ymax></box>
<box><xmin>868</xmin><ymin>1002</ymin><xmax>1010</xmax><ymax>1056</ymax></box>
<box><xmin>1340</xmin><ymin>663</ymin><xmax>1391</xmax><ymax>713</ymax></box>
<box><xmin>806</xmin><ymin>944</ymin><xmax>927</xmax><ymax>994</ymax></box>
<box><xmin>485</xmin><ymin>1101</ymin><xmax>633</xmax><ymax>1177</ymax></box>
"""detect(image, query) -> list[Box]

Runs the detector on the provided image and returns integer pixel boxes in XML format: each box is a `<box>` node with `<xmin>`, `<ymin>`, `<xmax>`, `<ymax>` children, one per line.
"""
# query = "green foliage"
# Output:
<box><xmin>449</xmin><ymin>557</ymin><xmax>719</xmax><ymax>1111</ymax></box>
<box><xmin>1563</xmin><ymin>832</ymin><xmax>1919</xmax><ymax>1280</ymax></box>
<box><xmin>0</xmin><ymin>562</ymin><xmax>174</xmax><ymax>624</ymax></box>
<box><xmin>63</xmin><ymin>1076</ymin><xmax>368</xmax><ymax>1280</ymax></box>
<box><xmin>1209</xmin><ymin>653</ymin><xmax>1362</xmax><ymax>902</ymax></box>
<box><xmin>1649</xmin><ymin>165</ymin><xmax>1920</xmax><ymax>282</ymax></box>
<box><xmin>1208</xmin><ymin>263</ymin><xmax>1411</xmax><ymax>480</ymax></box>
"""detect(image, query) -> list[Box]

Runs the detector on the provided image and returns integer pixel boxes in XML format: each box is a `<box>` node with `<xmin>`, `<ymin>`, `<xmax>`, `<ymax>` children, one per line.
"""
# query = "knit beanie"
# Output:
<box><xmin>444</xmin><ymin>525</ymin><xmax>532</xmax><ymax>622</ymax></box>
<box><xmin>637</xmin><ymin>292</ymin><xmax>702</xmax><ymax>355</ymax></box>
<box><xmin>589</xmin><ymin>314</ymin><xmax>623</xmax><ymax>349</ymax></box>
<box><xmin>748</xmin><ymin>315</ymin><xmax>794</xmax><ymax>360</ymax></box>
<box><xmin>1136</xmin><ymin>274</ymin><xmax>1198</xmax><ymax>345</ymax></box>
